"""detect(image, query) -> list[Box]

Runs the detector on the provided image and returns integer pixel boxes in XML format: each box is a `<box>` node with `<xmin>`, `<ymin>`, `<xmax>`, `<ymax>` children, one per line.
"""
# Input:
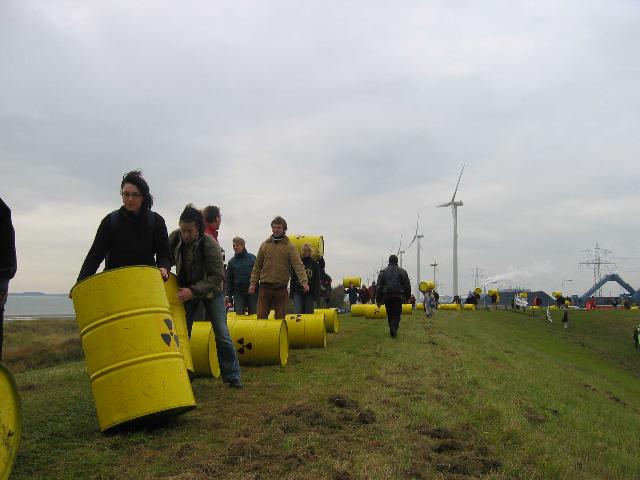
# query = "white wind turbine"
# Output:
<box><xmin>436</xmin><ymin>165</ymin><xmax>465</xmax><ymax>298</ymax></box>
<box><xmin>396</xmin><ymin>235</ymin><xmax>406</xmax><ymax>268</ymax></box>
<box><xmin>406</xmin><ymin>213</ymin><xmax>424</xmax><ymax>296</ymax></box>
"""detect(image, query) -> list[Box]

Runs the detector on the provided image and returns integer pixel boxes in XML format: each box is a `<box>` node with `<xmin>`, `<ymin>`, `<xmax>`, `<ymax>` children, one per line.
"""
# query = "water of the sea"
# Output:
<box><xmin>4</xmin><ymin>295</ymin><xmax>75</xmax><ymax>319</ymax></box>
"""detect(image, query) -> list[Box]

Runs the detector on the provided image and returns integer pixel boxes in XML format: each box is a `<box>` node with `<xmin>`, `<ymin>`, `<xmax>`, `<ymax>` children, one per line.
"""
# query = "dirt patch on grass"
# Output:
<box><xmin>328</xmin><ymin>394</ymin><xmax>359</xmax><ymax>409</ymax></box>
<box><xmin>407</xmin><ymin>423</ymin><xmax>501</xmax><ymax>478</ymax></box>
<box><xmin>606</xmin><ymin>391</ymin><xmax>628</xmax><ymax>407</ymax></box>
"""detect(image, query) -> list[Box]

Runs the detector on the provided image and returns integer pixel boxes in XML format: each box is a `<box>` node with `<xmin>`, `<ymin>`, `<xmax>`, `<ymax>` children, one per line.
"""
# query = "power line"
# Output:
<box><xmin>579</xmin><ymin>243</ymin><xmax>616</xmax><ymax>297</ymax></box>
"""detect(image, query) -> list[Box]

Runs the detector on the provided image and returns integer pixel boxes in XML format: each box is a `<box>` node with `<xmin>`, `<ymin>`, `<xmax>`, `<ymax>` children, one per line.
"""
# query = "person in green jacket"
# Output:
<box><xmin>248</xmin><ymin>216</ymin><xmax>308</xmax><ymax>319</ymax></box>
<box><xmin>169</xmin><ymin>204</ymin><xmax>242</xmax><ymax>388</ymax></box>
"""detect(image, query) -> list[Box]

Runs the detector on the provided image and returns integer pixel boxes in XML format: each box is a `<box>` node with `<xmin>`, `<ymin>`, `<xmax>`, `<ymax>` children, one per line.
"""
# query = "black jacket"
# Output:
<box><xmin>0</xmin><ymin>197</ymin><xmax>17</xmax><ymax>282</ymax></box>
<box><xmin>226</xmin><ymin>250</ymin><xmax>257</xmax><ymax>297</ymax></box>
<box><xmin>77</xmin><ymin>206</ymin><xmax>171</xmax><ymax>281</ymax></box>
<box><xmin>290</xmin><ymin>256</ymin><xmax>321</xmax><ymax>299</ymax></box>
<box><xmin>376</xmin><ymin>263</ymin><xmax>411</xmax><ymax>303</ymax></box>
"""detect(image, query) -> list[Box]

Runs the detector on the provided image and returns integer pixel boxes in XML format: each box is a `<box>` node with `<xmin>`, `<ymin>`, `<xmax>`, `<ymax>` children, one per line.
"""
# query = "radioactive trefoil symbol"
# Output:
<box><xmin>161</xmin><ymin>318</ymin><xmax>180</xmax><ymax>348</ymax></box>
<box><xmin>236</xmin><ymin>337</ymin><xmax>253</xmax><ymax>355</ymax></box>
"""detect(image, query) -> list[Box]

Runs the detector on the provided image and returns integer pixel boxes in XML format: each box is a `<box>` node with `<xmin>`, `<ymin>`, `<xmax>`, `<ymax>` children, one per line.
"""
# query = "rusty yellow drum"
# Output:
<box><xmin>288</xmin><ymin>234</ymin><xmax>324</xmax><ymax>260</ymax></box>
<box><xmin>0</xmin><ymin>362</ymin><xmax>21</xmax><ymax>480</ymax></box>
<box><xmin>189</xmin><ymin>322</ymin><xmax>221</xmax><ymax>378</ymax></box>
<box><xmin>285</xmin><ymin>314</ymin><xmax>326</xmax><ymax>348</ymax></box>
<box><xmin>164</xmin><ymin>273</ymin><xmax>194</xmax><ymax>376</ymax></box>
<box><xmin>227</xmin><ymin>318</ymin><xmax>289</xmax><ymax>365</ymax></box>
<box><xmin>314</xmin><ymin>308</ymin><xmax>340</xmax><ymax>333</ymax></box>
<box><xmin>71</xmin><ymin>266</ymin><xmax>196</xmax><ymax>432</ymax></box>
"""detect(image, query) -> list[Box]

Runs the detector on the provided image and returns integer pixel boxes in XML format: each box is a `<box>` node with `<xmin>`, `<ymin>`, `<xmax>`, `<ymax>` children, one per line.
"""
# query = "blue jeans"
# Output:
<box><xmin>293</xmin><ymin>293</ymin><xmax>316</xmax><ymax>314</ymax></box>
<box><xmin>184</xmin><ymin>294</ymin><xmax>241</xmax><ymax>383</ymax></box>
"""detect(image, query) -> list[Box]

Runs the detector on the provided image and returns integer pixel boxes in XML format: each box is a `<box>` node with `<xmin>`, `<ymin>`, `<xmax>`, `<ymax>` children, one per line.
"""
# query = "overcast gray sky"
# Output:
<box><xmin>2</xmin><ymin>1</ymin><xmax>639</xmax><ymax>297</ymax></box>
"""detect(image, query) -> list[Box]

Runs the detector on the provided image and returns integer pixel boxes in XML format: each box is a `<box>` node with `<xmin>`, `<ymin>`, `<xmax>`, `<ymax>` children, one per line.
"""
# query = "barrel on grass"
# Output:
<box><xmin>285</xmin><ymin>314</ymin><xmax>327</xmax><ymax>348</ymax></box>
<box><xmin>314</xmin><ymin>308</ymin><xmax>340</xmax><ymax>333</ymax></box>
<box><xmin>189</xmin><ymin>322</ymin><xmax>221</xmax><ymax>377</ymax></box>
<box><xmin>0</xmin><ymin>363</ymin><xmax>21</xmax><ymax>480</ymax></box>
<box><xmin>364</xmin><ymin>304</ymin><xmax>387</xmax><ymax>318</ymax></box>
<box><xmin>164</xmin><ymin>273</ymin><xmax>194</xmax><ymax>376</ymax></box>
<box><xmin>402</xmin><ymin>304</ymin><xmax>413</xmax><ymax>315</ymax></box>
<box><xmin>350</xmin><ymin>304</ymin><xmax>366</xmax><ymax>317</ymax></box>
<box><xmin>227</xmin><ymin>318</ymin><xmax>289</xmax><ymax>365</ymax></box>
<box><xmin>463</xmin><ymin>304</ymin><xmax>476</xmax><ymax>311</ymax></box>
<box><xmin>438</xmin><ymin>303</ymin><xmax>461</xmax><ymax>311</ymax></box>
<box><xmin>416</xmin><ymin>303</ymin><xmax>425</xmax><ymax>311</ymax></box>
<box><xmin>288</xmin><ymin>234</ymin><xmax>324</xmax><ymax>260</ymax></box>
<box><xmin>71</xmin><ymin>266</ymin><xmax>196</xmax><ymax>432</ymax></box>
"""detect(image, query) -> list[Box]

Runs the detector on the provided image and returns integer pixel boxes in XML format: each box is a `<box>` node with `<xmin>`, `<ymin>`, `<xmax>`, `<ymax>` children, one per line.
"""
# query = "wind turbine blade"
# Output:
<box><xmin>451</xmin><ymin>164</ymin><xmax>466</xmax><ymax>202</ymax></box>
<box><xmin>436</xmin><ymin>202</ymin><xmax>452</xmax><ymax>208</ymax></box>
<box><xmin>406</xmin><ymin>218</ymin><xmax>418</xmax><ymax>249</ymax></box>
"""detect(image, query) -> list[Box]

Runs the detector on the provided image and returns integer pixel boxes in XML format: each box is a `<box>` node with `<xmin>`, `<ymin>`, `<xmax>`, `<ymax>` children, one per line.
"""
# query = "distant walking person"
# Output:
<box><xmin>226</xmin><ymin>237</ymin><xmax>257</xmax><ymax>315</ymax></box>
<box><xmin>345</xmin><ymin>283</ymin><xmax>359</xmax><ymax>305</ymax></box>
<box><xmin>249</xmin><ymin>216</ymin><xmax>308</xmax><ymax>319</ymax></box>
<box><xmin>376</xmin><ymin>255</ymin><xmax>411</xmax><ymax>338</ymax></box>
<box><xmin>169</xmin><ymin>205</ymin><xmax>242</xmax><ymax>388</ymax></box>
<box><xmin>633</xmin><ymin>325</ymin><xmax>639</xmax><ymax>350</ymax></box>
<box><xmin>0</xmin><ymin>197</ymin><xmax>17</xmax><ymax>360</ymax></box>
<box><xmin>291</xmin><ymin>244</ymin><xmax>320</xmax><ymax>314</ymax></box>
<box><xmin>424</xmin><ymin>290</ymin><xmax>434</xmax><ymax>318</ymax></box>
<box><xmin>77</xmin><ymin>170</ymin><xmax>171</xmax><ymax>282</ymax></box>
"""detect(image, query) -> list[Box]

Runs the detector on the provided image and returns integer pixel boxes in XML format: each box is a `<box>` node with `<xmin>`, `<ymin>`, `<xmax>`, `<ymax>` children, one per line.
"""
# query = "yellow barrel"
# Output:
<box><xmin>71</xmin><ymin>266</ymin><xmax>195</xmax><ymax>432</ymax></box>
<box><xmin>164</xmin><ymin>273</ymin><xmax>194</xmax><ymax>376</ymax></box>
<box><xmin>227</xmin><ymin>318</ymin><xmax>288</xmax><ymax>365</ymax></box>
<box><xmin>364</xmin><ymin>304</ymin><xmax>387</xmax><ymax>318</ymax></box>
<box><xmin>0</xmin><ymin>363</ymin><xmax>21</xmax><ymax>480</ymax></box>
<box><xmin>402</xmin><ymin>304</ymin><xmax>413</xmax><ymax>314</ymax></box>
<box><xmin>474</xmin><ymin>287</ymin><xmax>482</xmax><ymax>295</ymax></box>
<box><xmin>487</xmin><ymin>289</ymin><xmax>498</xmax><ymax>296</ymax></box>
<box><xmin>343</xmin><ymin>277</ymin><xmax>361</xmax><ymax>288</ymax></box>
<box><xmin>552</xmin><ymin>291</ymin><xmax>563</xmax><ymax>298</ymax></box>
<box><xmin>285</xmin><ymin>314</ymin><xmax>326</xmax><ymax>348</ymax></box>
<box><xmin>518</xmin><ymin>292</ymin><xmax>528</xmax><ymax>298</ymax></box>
<box><xmin>228</xmin><ymin>312</ymin><xmax>258</xmax><ymax>320</ymax></box>
<box><xmin>438</xmin><ymin>303</ymin><xmax>461</xmax><ymax>311</ymax></box>
<box><xmin>419</xmin><ymin>281</ymin><xmax>435</xmax><ymax>292</ymax></box>
<box><xmin>530</xmin><ymin>306</ymin><xmax>541</xmax><ymax>310</ymax></box>
<box><xmin>288</xmin><ymin>234</ymin><xmax>324</xmax><ymax>260</ymax></box>
<box><xmin>314</xmin><ymin>308</ymin><xmax>340</xmax><ymax>333</ymax></box>
<box><xmin>416</xmin><ymin>303</ymin><xmax>425</xmax><ymax>311</ymax></box>
<box><xmin>189</xmin><ymin>322</ymin><xmax>221</xmax><ymax>378</ymax></box>
<box><xmin>463</xmin><ymin>304</ymin><xmax>477</xmax><ymax>310</ymax></box>
<box><xmin>631</xmin><ymin>306</ymin><xmax>638</xmax><ymax>311</ymax></box>
<box><xmin>350</xmin><ymin>304</ymin><xmax>366</xmax><ymax>317</ymax></box>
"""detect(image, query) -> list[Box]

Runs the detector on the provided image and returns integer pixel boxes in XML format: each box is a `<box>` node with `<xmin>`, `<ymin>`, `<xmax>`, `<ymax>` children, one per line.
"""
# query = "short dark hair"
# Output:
<box><xmin>388</xmin><ymin>255</ymin><xmax>398</xmax><ymax>265</ymax></box>
<box><xmin>202</xmin><ymin>205</ymin><xmax>220</xmax><ymax>223</ymax></box>
<box><xmin>179</xmin><ymin>204</ymin><xmax>204</xmax><ymax>237</ymax></box>
<box><xmin>121</xmin><ymin>170</ymin><xmax>153</xmax><ymax>211</ymax></box>
<box><xmin>271</xmin><ymin>216</ymin><xmax>287</xmax><ymax>232</ymax></box>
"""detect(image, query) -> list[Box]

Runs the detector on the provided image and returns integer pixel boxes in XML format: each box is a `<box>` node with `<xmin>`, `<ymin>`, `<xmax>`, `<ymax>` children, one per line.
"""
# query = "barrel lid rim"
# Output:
<box><xmin>71</xmin><ymin>265</ymin><xmax>164</xmax><ymax>294</ymax></box>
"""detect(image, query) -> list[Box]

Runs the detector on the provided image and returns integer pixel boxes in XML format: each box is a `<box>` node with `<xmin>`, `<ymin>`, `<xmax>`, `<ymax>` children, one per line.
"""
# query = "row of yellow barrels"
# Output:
<box><xmin>71</xmin><ymin>266</ymin><xmax>341</xmax><ymax>433</ymax></box>
<box><xmin>351</xmin><ymin>303</ymin><xmax>418</xmax><ymax>318</ymax></box>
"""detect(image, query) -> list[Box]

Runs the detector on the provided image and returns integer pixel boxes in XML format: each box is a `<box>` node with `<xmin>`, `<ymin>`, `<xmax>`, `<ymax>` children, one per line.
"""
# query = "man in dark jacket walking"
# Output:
<box><xmin>376</xmin><ymin>255</ymin><xmax>411</xmax><ymax>338</ymax></box>
<box><xmin>226</xmin><ymin>237</ymin><xmax>257</xmax><ymax>315</ymax></box>
<box><xmin>0</xmin><ymin>197</ymin><xmax>17</xmax><ymax>360</ymax></box>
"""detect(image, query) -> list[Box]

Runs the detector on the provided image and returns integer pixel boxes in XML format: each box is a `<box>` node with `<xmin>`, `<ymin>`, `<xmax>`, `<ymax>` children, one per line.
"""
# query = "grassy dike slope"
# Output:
<box><xmin>7</xmin><ymin>309</ymin><xmax>640</xmax><ymax>479</ymax></box>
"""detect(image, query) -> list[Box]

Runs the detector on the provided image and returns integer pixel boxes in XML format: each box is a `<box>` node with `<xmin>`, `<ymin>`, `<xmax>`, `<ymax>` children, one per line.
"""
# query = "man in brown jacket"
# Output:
<box><xmin>249</xmin><ymin>216</ymin><xmax>308</xmax><ymax>319</ymax></box>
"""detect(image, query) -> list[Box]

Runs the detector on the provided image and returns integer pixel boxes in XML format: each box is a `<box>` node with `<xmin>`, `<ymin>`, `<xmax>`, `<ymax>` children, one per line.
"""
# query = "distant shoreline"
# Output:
<box><xmin>5</xmin><ymin>315</ymin><xmax>76</xmax><ymax>321</ymax></box>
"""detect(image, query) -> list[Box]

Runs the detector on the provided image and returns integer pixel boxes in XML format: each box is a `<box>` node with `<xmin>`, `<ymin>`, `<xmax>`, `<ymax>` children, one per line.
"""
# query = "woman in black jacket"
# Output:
<box><xmin>291</xmin><ymin>244</ymin><xmax>320</xmax><ymax>314</ymax></box>
<box><xmin>77</xmin><ymin>170</ymin><xmax>171</xmax><ymax>282</ymax></box>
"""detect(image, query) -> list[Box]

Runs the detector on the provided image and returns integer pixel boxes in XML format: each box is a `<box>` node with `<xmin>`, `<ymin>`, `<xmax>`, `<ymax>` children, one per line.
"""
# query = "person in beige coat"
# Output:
<box><xmin>248</xmin><ymin>216</ymin><xmax>308</xmax><ymax>319</ymax></box>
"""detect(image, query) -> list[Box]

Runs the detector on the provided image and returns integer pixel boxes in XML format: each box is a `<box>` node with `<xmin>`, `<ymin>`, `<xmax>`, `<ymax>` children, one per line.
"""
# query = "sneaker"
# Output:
<box><xmin>229</xmin><ymin>379</ymin><xmax>243</xmax><ymax>389</ymax></box>
<box><xmin>390</xmin><ymin>330</ymin><xmax>397</xmax><ymax>338</ymax></box>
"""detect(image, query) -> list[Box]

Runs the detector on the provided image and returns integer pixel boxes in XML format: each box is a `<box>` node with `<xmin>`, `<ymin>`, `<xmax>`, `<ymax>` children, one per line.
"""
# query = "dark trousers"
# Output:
<box><xmin>385</xmin><ymin>297</ymin><xmax>403</xmax><ymax>334</ymax></box>
<box><xmin>233</xmin><ymin>292</ymin><xmax>258</xmax><ymax>315</ymax></box>
<box><xmin>257</xmin><ymin>286</ymin><xmax>288</xmax><ymax>319</ymax></box>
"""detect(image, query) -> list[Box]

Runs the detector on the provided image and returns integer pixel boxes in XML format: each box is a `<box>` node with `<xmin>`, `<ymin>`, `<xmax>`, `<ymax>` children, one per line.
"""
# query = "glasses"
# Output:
<box><xmin>121</xmin><ymin>192</ymin><xmax>142</xmax><ymax>199</ymax></box>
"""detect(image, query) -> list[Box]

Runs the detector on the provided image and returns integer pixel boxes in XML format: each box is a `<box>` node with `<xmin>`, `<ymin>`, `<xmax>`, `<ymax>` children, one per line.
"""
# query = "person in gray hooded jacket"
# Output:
<box><xmin>169</xmin><ymin>204</ymin><xmax>242</xmax><ymax>388</ymax></box>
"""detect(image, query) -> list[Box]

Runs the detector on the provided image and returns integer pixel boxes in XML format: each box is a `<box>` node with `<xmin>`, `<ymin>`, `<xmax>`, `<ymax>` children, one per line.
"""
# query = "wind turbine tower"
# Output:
<box><xmin>407</xmin><ymin>214</ymin><xmax>424</xmax><ymax>296</ymax></box>
<box><xmin>437</xmin><ymin>165</ymin><xmax>465</xmax><ymax>297</ymax></box>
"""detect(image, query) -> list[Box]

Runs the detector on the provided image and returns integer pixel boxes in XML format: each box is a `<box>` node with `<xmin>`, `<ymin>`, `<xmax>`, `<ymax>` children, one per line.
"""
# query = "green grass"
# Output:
<box><xmin>5</xmin><ymin>308</ymin><xmax>640</xmax><ymax>479</ymax></box>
